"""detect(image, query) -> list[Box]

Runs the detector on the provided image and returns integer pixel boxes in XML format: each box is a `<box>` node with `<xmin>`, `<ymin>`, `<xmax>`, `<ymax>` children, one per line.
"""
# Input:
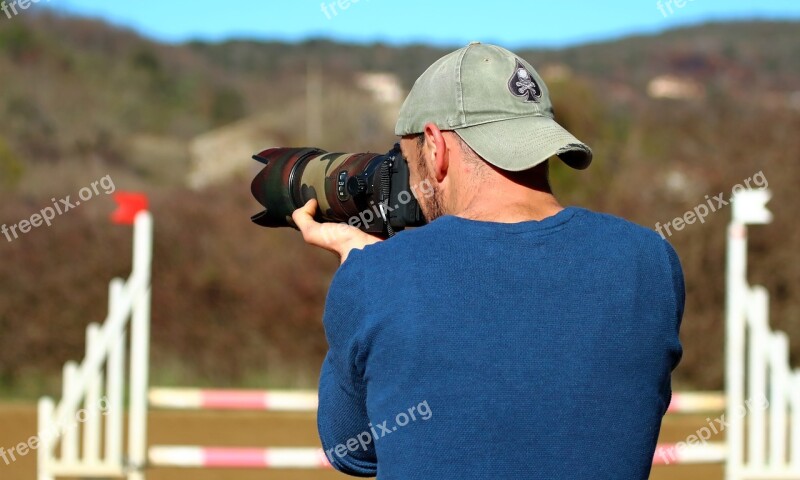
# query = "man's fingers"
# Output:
<box><xmin>292</xmin><ymin>199</ymin><xmax>334</xmax><ymax>247</ymax></box>
<box><xmin>291</xmin><ymin>199</ymin><xmax>383</xmax><ymax>263</ymax></box>
<box><xmin>292</xmin><ymin>199</ymin><xmax>319</xmax><ymax>232</ymax></box>
<box><xmin>298</xmin><ymin>198</ymin><xmax>318</xmax><ymax>218</ymax></box>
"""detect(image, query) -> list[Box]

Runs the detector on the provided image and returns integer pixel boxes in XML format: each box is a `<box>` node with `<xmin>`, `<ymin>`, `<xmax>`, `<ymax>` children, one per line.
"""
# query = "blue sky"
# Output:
<box><xmin>53</xmin><ymin>0</ymin><xmax>800</xmax><ymax>48</ymax></box>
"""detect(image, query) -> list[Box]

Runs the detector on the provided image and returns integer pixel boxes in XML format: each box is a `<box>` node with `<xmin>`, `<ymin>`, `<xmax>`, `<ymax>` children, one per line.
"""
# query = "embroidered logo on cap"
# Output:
<box><xmin>508</xmin><ymin>59</ymin><xmax>542</xmax><ymax>103</ymax></box>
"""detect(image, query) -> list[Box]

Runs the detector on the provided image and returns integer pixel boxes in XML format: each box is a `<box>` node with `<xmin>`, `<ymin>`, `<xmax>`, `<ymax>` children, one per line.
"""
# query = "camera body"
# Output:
<box><xmin>251</xmin><ymin>143</ymin><xmax>426</xmax><ymax>236</ymax></box>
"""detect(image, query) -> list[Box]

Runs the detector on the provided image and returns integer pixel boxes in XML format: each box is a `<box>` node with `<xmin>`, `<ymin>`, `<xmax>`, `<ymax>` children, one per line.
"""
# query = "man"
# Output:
<box><xmin>293</xmin><ymin>43</ymin><xmax>683</xmax><ymax>479</ymax></box>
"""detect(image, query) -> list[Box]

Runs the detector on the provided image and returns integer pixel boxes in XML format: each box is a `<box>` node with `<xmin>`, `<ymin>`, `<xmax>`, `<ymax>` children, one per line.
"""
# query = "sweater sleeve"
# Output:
<box><xmin>317</xmin><ymin>253</ymin><xmax>377</xmax><ymax>476</ymax></box>
<box><xmin>663</xmin><ymin>241</ymin><xmax>685</xmax><ymax>354</ymax></box>
<box><xmin>661</xmin><ymin>240</ymin><xmax>685</xmax><ymax>415</ymax></box>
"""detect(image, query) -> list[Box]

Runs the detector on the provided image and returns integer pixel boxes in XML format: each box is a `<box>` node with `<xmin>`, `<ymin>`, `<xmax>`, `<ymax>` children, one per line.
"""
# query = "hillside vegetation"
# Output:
<box><xmin>1</xmin><ymin>12</ymin><xmax>799</xmax><ymax>396</ymax></box>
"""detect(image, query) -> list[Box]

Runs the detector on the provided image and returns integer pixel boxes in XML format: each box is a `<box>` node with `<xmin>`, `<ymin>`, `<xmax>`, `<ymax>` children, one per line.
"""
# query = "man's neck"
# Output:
<box><xmin>452</xmin><ymin>181</ymin><xmax>563</xmax><ymax>223</ymax></box>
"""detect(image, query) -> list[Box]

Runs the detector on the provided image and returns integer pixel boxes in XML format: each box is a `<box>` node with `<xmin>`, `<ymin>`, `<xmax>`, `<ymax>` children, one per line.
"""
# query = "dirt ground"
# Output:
<box><xmin>0</xmin><ymin>403</ymin><xmax>722</xmax><ymax>479</ymax></box>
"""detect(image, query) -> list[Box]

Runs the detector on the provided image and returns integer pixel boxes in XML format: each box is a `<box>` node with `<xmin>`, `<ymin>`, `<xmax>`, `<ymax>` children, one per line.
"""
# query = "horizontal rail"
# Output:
<box><xmin>653</xmin><ymin>442</ymin><xmax>727</xmax><ymax>465</ymax></box>
<box><xmin>148</xmin><ymin>388</ymin><xmax>318</xmax><ymax>411</ymax></box>
<box><xmin>148</xmin><ymin>388</ymin><xmax>720</xmax><ymax>415</ymax></box>
<box><xmin>148</xmin><ymin>446</ymin><xmax>331</xmax><ymax>469</ymax></box>
<box><xmin>47</xmin><ymin>462</ymin><xmax>126</xmax><ymax>477</ymax></box>
<box><xmin>667</xmin><ymin>391</ymin><xmax>726</xmax><ymax>414</ymax></box>
<box><xmin>737</xmin><ymin>469</ymin><xmax>800</xmax><ymax>480</ymax></box>
<box><xmin>149</xmin><ymin>442</ymin><xmax>725</xmax><ymax>469</ymax></box>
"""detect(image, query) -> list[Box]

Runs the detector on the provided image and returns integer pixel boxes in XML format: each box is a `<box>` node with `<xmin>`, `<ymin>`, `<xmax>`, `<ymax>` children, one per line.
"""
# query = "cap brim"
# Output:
<box><xmin>455</xmin><ymin>115</ymin><xmax>593</xmax><ymax>171</ymax></box>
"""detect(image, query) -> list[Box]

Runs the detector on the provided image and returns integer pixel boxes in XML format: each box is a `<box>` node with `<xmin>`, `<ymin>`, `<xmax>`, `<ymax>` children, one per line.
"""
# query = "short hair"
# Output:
<box><xmin>452</xmin><ymin>133</ymin><xmax>485</xmax><ymax>168</ymax></box>
<box><xmin>414</xmin><ymin>132</ymin><xmax>483</xmax><ymax>167</ymax></box>
<box><xmin>415</xmin><ymin>133</ymin><xmax>425</xmax><ymax>152</ymax></box>
<box><xmin>413</xmin><ymin>132</ymin><xmax>551</xmax><ymax>190</ymax></box>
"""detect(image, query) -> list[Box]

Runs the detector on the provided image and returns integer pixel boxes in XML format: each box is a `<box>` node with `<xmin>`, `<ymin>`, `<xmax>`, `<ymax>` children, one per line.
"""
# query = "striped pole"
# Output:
<box><xmin>150</xmin><ymin>443</ymin><xmax>724</xmax><ymax>469</ymax></box>
<box><xmin>666</xmin><ymin>392</ymin><xmax>726</xmax><ymax>414</ymax></box>
<box><xmin>148</xmin><ymin>388</ymin><xmax>318</xmax><ymax>411</ymax></box>
<box><xmin>149</xmin><ymin>446</ymin><xmax>331</xmax><ymax>469</ymax></box>
<box><xmin>653</xmin><ymin>443</ymin><xmax>727</xmax><ymax>465</ymax></box>
<box><xmin>149</xmin><ymin>388</ymin><xmax>721</xmax><ymax>415</ymax></box>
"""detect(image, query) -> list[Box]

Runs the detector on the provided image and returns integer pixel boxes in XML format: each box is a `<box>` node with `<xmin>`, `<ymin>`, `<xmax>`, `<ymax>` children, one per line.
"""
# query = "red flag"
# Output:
<box><xmin>111</xmin><ymin>192</ymin><xmax>149</xmax><ymax>225</ymax></box>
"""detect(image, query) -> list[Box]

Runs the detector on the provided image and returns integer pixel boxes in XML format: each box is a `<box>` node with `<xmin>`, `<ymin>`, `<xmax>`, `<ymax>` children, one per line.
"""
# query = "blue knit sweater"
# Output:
<box><xmin>317</xmin><ymin>207</ymin><xmax>684</xmax><ymax>479</ymax></box>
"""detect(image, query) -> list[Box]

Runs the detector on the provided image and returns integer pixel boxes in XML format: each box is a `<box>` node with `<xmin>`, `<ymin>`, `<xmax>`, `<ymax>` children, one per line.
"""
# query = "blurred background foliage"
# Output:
<box><xmin>1</xmin><ymin>12</ymin><xmax>799</xmax><ymax>398</ymax></box>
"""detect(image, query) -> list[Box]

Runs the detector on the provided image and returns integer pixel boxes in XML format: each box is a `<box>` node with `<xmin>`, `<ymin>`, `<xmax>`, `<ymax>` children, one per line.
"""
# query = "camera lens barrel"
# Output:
<box><xmin>250</xmin><ymin>147</ymin><xmax>325</xmax><ymax>228</ymax></box>
<box><xmin>251</xmin><ymin>144</ymin><xmax>426</xmax><ymax>234</ymax></box>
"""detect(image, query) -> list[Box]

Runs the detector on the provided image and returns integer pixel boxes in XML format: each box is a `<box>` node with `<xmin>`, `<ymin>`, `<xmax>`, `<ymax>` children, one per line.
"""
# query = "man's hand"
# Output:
<box><xmin>292</xmin><ymin>199</ymin><xmax>383</xmax><ymax>264</ymax></box>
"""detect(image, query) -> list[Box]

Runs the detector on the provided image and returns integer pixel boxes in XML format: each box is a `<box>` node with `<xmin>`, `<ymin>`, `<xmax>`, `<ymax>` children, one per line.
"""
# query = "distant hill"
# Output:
<box><xmin>1</xmin><ymin>14</ymin><xmax>798</xmax><ymax>184</ymax></box>
<box><xmin>189</xmin><ymin>21</ymin><xmax>800</xmax><ymax>91</ymax></box>
<box><xmin>1</xmin><ymin>12</ymin><xmax>799</xmax><ymax>396</ymax></box>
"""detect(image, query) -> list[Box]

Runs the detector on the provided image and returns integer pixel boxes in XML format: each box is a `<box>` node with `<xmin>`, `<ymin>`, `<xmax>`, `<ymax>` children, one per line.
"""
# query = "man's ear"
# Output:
<box><xmin>423</xmin><ymin>123</ymin><xmax>448</xmax><ymax>183</ymax></box>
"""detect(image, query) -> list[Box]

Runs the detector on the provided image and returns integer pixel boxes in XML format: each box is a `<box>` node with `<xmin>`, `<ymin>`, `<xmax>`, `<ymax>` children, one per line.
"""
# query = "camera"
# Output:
<box><xmin>250</xmin><ymin>143</ymin><xmax>426</xmax><ymax>236</ymax></box>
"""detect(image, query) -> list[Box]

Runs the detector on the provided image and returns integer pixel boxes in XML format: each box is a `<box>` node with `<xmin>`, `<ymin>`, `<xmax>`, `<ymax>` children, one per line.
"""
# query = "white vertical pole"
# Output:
<box><xmin>128</xmin><ymin>212</ymin><xmax>153</xmax><ymax>480</ymax></box>
<box><xmin>128</xmin><ymin>288</ymin><xmax>151</xmax><ymax>480</ymax></box>
<box><xmin>83</xmin><ymin>323</ymin><xmax>103</xmax><ymax>464</ymax></box>
<box><xmin>770</xmin><ymin>332</ymin><xmax>789</xmax><ymax>468</ymax></box>
<box><xmin>61</xmin><ymin>361</ymin><xmax>80</xmax><ymax>462</ymax></box>
<box><xmin>790</xmin><ymin>371</ymin><xmax>800</xmax><ymax>467</ymax></box>
<box><xmin>726</xmin><ymin>190</ymin><xmax>772</xmax><ymax>479</ymax></box>
<box><xmin>748</xmin><ymin>286</ymin><xmax>769</xmax><ymax>468</ymax></box>
<box><xmin>106</xmin><ymin>278</ymin><xmax>126</xmax><ymax>467</ymax></box>
<box><xmin>726</xmin><ymin>221</ymin><xmax>748</xmax><ymax>480</ymax></box>
<box><xmin>37</xmin><ymin>397</ymin><xmax>56</xmax><ymax>480</ymax></box>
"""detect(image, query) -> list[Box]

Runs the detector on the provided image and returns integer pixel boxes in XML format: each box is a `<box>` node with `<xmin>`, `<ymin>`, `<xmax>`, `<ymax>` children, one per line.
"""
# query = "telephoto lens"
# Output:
<box><xmin>250</xmin><ymin>143</ymin><xmax>426</xmax><ymax>236</ymax></box>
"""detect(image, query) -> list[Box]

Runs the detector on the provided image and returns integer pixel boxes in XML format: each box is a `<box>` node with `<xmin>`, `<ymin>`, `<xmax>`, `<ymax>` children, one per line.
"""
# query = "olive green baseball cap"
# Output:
<box><xmin>395</xmin><ymin>42</ymin><xmax>592</xmax><ymax>171</ymax></box>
